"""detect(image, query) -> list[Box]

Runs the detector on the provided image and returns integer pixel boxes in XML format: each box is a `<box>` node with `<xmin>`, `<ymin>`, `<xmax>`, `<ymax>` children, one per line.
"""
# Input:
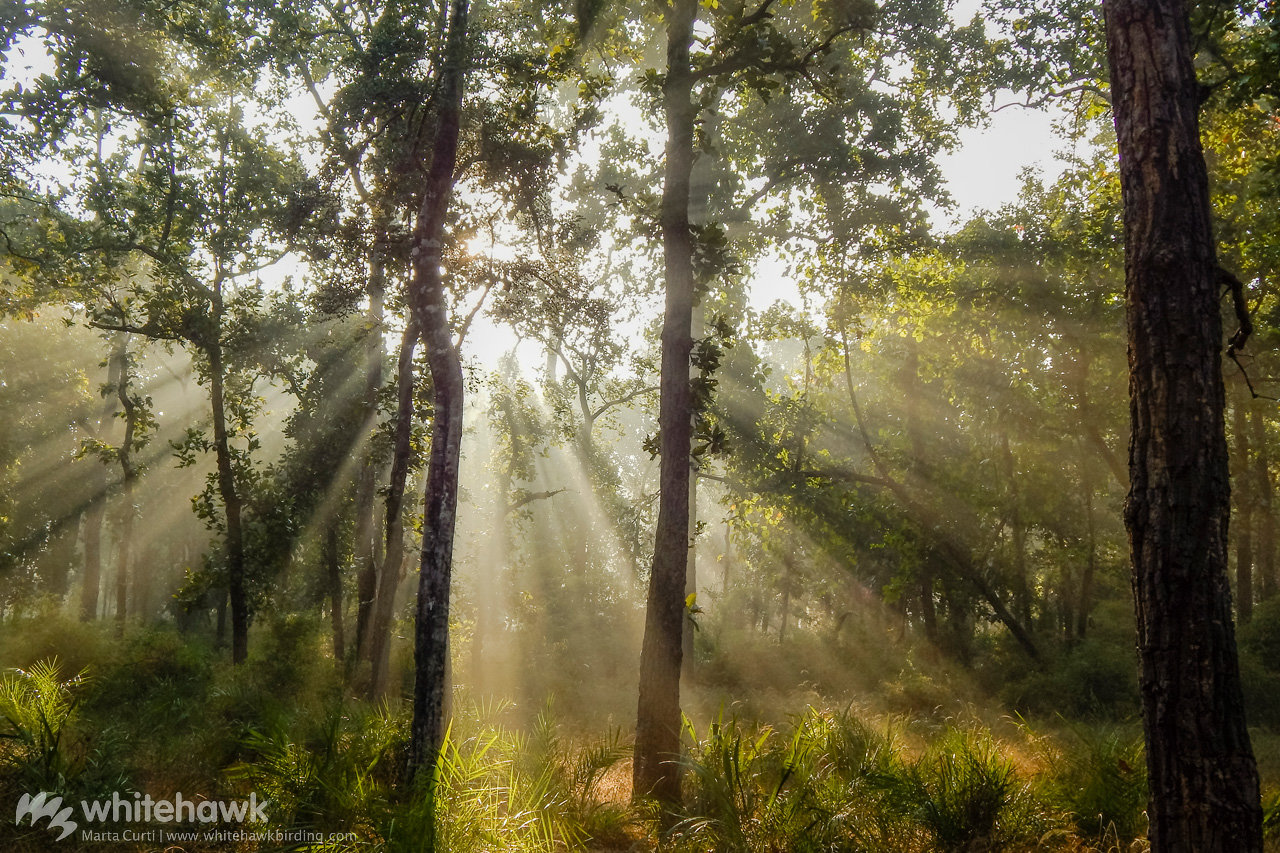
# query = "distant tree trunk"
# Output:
<box><xmin>79</xmin><ymin>497</ymin><xmax>104</xmax><ymax>622</ymax></box>
<box><xmin>778</xmin><ymin>551</ymin><xmax>792</xmax><ymax>644</ymax></box>
<box><xmin>326</xmin><ymin>525</ymin><xmax>346</xmax><ymax>661</ymax></box>
<box><xmin>1000</xmin><ymin>432</ymin><xmax>1032</xmax><ymax>625</ymax></box>
<box><xmin>80</xmin><ymin>343</ymin><xmax>123</xmax><ymax>622</ymax></box>
<box><xmin>367</xmin><ymin>319</ymin><xmax>419</xmax><ymax>700</ymax></box>
<box><xmin>1076</xmin><ymin>463</ymin><xmax>1096</xmax><ymax>642</ymax></box>
<box><xmin>405</xmin><ymin>0</ymin><xmax>468</xmax><ymax>784</ymax></box>
<box><xmin>113</xmin><ymin>336</ymin><xmax>138</xmax><ymax>632</ymax></box>
<box><xmin>42</xmin><ymin>511</ymin><xmax>78</xmax><ymax>599</ymax></box>
<box><xmin>1253</xmin><ymin>404</ymin><xmax>1275</xmax><ymax>600</ymax></box>
<box><xmin>683</xmin><ymin>463</ymin><xmax>698</xmax><ymax>679</ymax></box>
<box><xmin>1234</xmin><ymin>398</ymin><xmax>1254</xmax><ymax>623</ymax></box>
<box><xmin>1104</xmin><ymin>0</ymin><xmax>1263</xmax><ymax>848</ymax></box>
<box><xmin>354</xmin><ymin>222</ymin><xmax>388</xmax><ymax>661</ymax></box>
<box><xmin>633</xmin><ymin>0</ymin><xmax>697</xmax><ymax>808</ymax></box>
<box><xmin>207</xmin><ymin>330</ymin><xmax>249</xmax><ymax>665</ymax></box>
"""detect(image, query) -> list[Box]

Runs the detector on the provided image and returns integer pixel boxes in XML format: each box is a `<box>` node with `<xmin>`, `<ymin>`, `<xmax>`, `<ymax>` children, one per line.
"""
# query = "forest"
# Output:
<box><xmin>2</xmin><ymin>0</ymin><xmax>1279</xmax><ymax>850</ymax></box>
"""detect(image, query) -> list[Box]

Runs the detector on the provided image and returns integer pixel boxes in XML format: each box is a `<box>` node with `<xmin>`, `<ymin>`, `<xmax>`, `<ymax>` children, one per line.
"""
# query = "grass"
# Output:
<box><xmin>2</xmin><ymin>617</ymin><xmax>1278</xmax><ymax>852</ymax></box>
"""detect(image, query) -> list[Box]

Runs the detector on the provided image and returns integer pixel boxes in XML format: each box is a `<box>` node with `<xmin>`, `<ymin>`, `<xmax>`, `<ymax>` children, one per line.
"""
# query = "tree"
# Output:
<box><xmin>1102</xmin><ymin>0</ymin><xmax>1263</xmax><ymax>847</ymax></box>
<box><xmin>404</xmin><ymin>0</ymin><xmax>469</xmax><ymax>783</ymax></box>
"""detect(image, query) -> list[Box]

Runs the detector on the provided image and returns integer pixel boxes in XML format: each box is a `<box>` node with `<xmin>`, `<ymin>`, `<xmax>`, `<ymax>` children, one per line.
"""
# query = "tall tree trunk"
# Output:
<box><xmin>80</xmin><ymin>493</ymin><xmax>105</xmax><ymax>622</ymax></box>
<box><xmin>367</xmin><ymin>319</ymin><xmax>419</xmax><ymax>700</ymax></box>
<box><xmin>1253</xmin><ymin>403</ymin><xmax>1275</xmax><ymax>600</ymax></box>
<box><xmin>326</xmin><ymin>525</ymin><xmax>346</xmax><ymax>661</ymax></box>
<box><xmin>633</xmin><ymin>0</ymin><xmax>697</xmax><ymax>808</ymax></box>
<box><xmin>207</xmin><ymin>335</ymin><xmax>248</xmax><ymax>665</ymax></box>
<box><xmin>405</xmin><ymin>0</ymin><xmax>468</xmax><ymax>784</ymax></box>
<box><xmin>683</xmin><ymin>456</ymin><xmax>698</xmax><ymax>679</ymax></box>
<box><xmin>1234</xmin><ymin>399</ymin><xmax>1254</xmax><ymax>623</ymax></box>
<box><xmin>113</xmin><ymin>336</ymin><xmax>138</xmax><ymax>632</ymax></box>
<box><xmin>355</xmin><ymin>222</ymin><xmax>388</xmax><ymax>661</ymax></box>
<box><xmin>1104</xmin><ymin>1</ymin><xmax>1263</xmax><ymax>847</ymax></box>
<box><xmin>80</xmin><ymin>342</ymin><xmax>123</xmax><ymax>621</ymax></box>
<box><xmin>1001</xmin><ymin>432</ymin><xmax>1032</xmax><ymax>626</ymax></box>
<box><xmin>1076</xmin><ymin>461</ymin><xmax>1096</xmax><ymax>642</ymax></box>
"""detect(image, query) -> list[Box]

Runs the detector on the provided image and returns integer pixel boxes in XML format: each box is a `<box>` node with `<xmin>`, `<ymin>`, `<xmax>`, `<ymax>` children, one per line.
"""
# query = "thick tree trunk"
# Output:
<box><xmin>405</xmin><ymin>0</ymin><xmax>468</xmax><ymax>785</ymax></box>
<box><xmin>1104</xmin><ymin>1</ymin><xmax>1263</xmax><ymax>848</ymax></box>
<box><xmin>633</xmin><ymin>0</ymin><xmax>697</xmax><ymax>808</ymax></box>
<box><xmin>368</xmin><ymin>319</ymin><xmax>419</xmax><ymax>700</ymax></box>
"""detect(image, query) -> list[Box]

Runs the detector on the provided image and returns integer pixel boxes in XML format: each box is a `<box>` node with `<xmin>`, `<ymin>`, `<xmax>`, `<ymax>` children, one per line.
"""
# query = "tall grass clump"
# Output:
<box><xmin>673</xmin><ymin>709</ymin><xmax>914</xmax><ymax>851</ymax></box>
<box><xmin>887</xmin><ymin>725</ymin><xmax>1045</xmax><ymax>852</ymax></box>
<box><xmin>232</xmin><ymin>699</ymin><xmax>405</xmax><ymax>844</ymax></box>
<box><xmin>0</xmin><ymin>659</ymin><xmax>129</xmax><ymax>814</ymax></box>
<box><xmin>382</xmin><ymin>697</ymin><xmax>584</xmax><ymax>853</ymax></box>
<box><xmin>672</xmin><ymin>710</ymin><xmax>1052</xmax><ymax>852</ymax></box>
<box><xmin>1039</xmin><ymin>724</ymin><xmax>1147</xmax><ymax>845</ymax></box>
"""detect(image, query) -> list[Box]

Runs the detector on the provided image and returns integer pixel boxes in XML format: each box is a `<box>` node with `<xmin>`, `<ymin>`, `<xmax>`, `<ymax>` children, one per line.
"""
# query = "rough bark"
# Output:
<box><xmin>633</xmin><ymin>0</ymin><xmax>697</xmax><ymax>807</ymax></box>
<box><xmin>405</xmin><ymin>0</ymin><xmax>468</xmax><ymax>784</ymax></box>
<box><xmin>1103</xmin><ymin>1</ymin><xmax>1263</xmax><ymax>848</ymax></box>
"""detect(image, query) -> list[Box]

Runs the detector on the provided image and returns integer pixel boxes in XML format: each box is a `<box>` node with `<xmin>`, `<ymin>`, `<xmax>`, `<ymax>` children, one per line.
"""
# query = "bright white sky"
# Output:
<box><xmin>936</xmin><ymin>102</ymin><xmax>1068</xmax><ymax>227</ymax></box>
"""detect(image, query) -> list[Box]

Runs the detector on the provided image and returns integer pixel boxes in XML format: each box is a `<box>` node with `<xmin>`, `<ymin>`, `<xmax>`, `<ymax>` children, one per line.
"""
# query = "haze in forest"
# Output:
<box><xmin>1</xmin><ymin>0</ymin><xmax>1279</xmax><ymax>851</ymax></box>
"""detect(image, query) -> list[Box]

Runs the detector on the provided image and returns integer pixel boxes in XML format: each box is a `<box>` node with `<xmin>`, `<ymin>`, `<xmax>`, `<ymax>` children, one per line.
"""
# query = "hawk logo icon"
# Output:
<box><xmin>15</xmin><ymin>792</ymin><xmax>78</xmax><ymax>841</ymax></box>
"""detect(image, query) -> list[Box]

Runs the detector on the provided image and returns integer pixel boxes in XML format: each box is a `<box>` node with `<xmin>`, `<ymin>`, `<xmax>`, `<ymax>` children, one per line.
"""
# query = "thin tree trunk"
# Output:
<box><xmin>368</xmin><ymin>319</ymin><xmax>419</xmax><ymax>700</ymax></box>
<box><xmin>355</xmin><ymin>223</ymin><xmax>388</xmax><ymax>661</ymax></box>
<box><xmin>80</xmin><ymin>494</ymin><xmax>105</xmax><ymax>622</ymax></box>
<box><xmin>683</xmin><ymin>460</ymin><xmax>697</xmax><ymax>679</ymax></box>
<box><xmin>1001</xmin><ymin>432</ymin><xmax>1032</xmax><ymax>625</ymax></box>
<box><xmin>80</xmin><ymin>342</ymin><xmax>123</xmax><ymax>622</ymax></box>
<box><xmin>778</xmin><ymin>552</ymin><xmax>792</xmax><ymax>645</ymax></box>
<box><xmin>113</xmin><ymin>336</ymin><xmax>138</xmax><ymax>632</ymax></box>
<box><xmin>1076</xmin><ymin>468</ymin><xmax>1096</xmax><ymax>641</ymax></box>
<box><xmin>405</xmin><ymin>0</ymin><xmax>469</xmax><ymax>785</ymax></box>
<box><xmin>1253</xmin><ymin>403</ymin><xmax>1275</xmax><ymax>600</ymax></box>
<box><xmin>1234</xmin><ymin>399</ymin><xmax>1254</xmax><ymax>623</ymax></box>
<box><xmin>1104</xmin><ymin>0</ymin><xmax>1263</xmax><ymax>847</ymax></box>
<box><xmin>207</xmin><ymin>335</ymin><xmax>248</xmax><ymax>664</ymax></box>
<box><xmin>633</xmin><ymin>0</ymin><xmax>697</xmax><ymax>808</ymax></box>
<box><xmin>326</xmin><ymin>525</ymin><xmax>346</xmax><ymax>661</ymax></box>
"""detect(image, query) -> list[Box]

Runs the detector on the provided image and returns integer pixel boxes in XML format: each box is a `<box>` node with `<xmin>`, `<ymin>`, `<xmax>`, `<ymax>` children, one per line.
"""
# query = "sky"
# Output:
<box><xmin>937</xmin><ymin>101</ymin><xmax>1069</xmax><ymax>226</ymax></box>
